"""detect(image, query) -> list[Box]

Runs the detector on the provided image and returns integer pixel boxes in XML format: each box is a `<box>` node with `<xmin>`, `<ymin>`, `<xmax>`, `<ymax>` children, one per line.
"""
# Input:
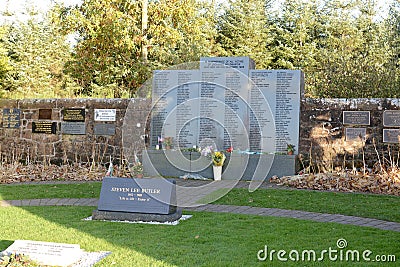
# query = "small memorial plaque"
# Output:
<box><xmin>32</xmin><ymin>121</ymin><xmax>57</xmax><ymax>134</ymax></box>
<box><xmin>383</xmin><ymin>129</ymin><xmax>400</xmax><ymax>143</ymax></box>
<box><xmin>3</xmin><ymin>240</ymin><xmax>83</xmax><ymax>267</ymax></box>
<box><xmin>94</xmin><ymin>123</ymin><xmax>115</xmax><ymax>135</ymax></box>
<box><xmin>343</xmin><ymin>111</ymin><xmax>370</xmax><ymax>125</ymax></box>
<box><xmin>61</xmin><ymin>122</ymin><xmax>86</xmax><ymax>135</ymax></box>
<box><xmin>97</xmin><ymin>177</ymin><xmax>177</xmax><ymax>214</ymax></box>
<box><xmin>94</xmin><ymin>109</ymin><xmax>116</xmax><ymax>121</ymax></box>
<box><xmin>38</xmin><ymin>109</ymin><xmax>52</xmax><ymax>120</ymax></box>
<box><xmin>62</xmin><ymin>108</ymin><xmax>85</xmax><ymax>122</ymax></box>
<box><xmin>345</xmin><ymin>128</ymin><xmax>366</xmax><ymax>141</ymax></box>
<box><xmin>383</xmin><ymin>110</ymin><xmax>400</xmax><ymax>127</ymax></box>
<box><xmin>2</xmin><ymin>108</ymin><xmax>20</xmax><ymax>128</ymax></box>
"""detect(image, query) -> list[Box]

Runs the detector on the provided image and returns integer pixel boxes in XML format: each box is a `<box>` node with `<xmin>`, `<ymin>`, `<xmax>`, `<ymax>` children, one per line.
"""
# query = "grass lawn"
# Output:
<box><xmin>0</xmin><ymin>183</ymin><xmax>399</xmax><ymax>266</ymax></box>
<box><xmin>0</xmin><ymin>206</ymin><xmax>399</xmax><ymax>266</ymax></box>
<box><xmin>201</xmin><ymin>188</ymin><xmax>400</xmax><ymax>223</ymax></box>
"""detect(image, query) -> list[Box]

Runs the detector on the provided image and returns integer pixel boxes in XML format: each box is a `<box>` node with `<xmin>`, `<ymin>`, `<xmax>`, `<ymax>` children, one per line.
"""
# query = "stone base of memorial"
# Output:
<box><xmin>92</xmin><ymin>177</ymin><xmax>182</xmax><ymax>223</ymax></box>
<box><xmin>143</xmin><ymin>150</ymin><xmax>297</xmax><ymax>180</ymax></box>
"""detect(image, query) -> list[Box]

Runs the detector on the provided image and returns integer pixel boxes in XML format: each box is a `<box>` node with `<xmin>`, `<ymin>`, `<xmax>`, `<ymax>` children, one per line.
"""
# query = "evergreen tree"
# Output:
<box><xmin>1</xmin><ymin>6</ymin><xmax>76</xmax><ymax>98</ymax></box>
<box><xmin>217</xmin><ymin>0</ymin><xmax>274</xmax><ymax>68</ymax></box>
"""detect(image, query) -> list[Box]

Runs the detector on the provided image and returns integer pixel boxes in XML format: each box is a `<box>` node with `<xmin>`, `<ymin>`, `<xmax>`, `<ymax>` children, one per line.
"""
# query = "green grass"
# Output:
<box><xmin>0</xmin><ymin>206</ymin><xmax>399</xmax><ymax>266</ymax></box>
<box><xmin>0</xmin><ymin>182</ymin><xmax>102</xmax><ymax>200</ymax></box>
<box><xmin>205</xmin><ymin>188</ymin><xmax>400</xmax><ymax>223</ymax></box>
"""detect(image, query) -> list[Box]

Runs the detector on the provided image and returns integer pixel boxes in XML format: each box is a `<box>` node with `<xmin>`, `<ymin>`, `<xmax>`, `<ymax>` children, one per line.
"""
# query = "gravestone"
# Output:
<box><xmin>92</xmin><ymin>177</ymin><xmax>181</xmax><ymax>222</ymax></box>
<box><xmin>3</xmin><ymin>240</ymin><xmax>83</xmax><ymax>267</ymax></box>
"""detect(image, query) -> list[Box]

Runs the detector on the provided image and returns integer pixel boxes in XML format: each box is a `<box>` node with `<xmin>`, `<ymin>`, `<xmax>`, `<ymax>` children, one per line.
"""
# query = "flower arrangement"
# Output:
<box><xmin>287</xmin><ymin>144</ymin><xmax>295</xmax><ymax>155</ymax></box>
<box><xmin>163</xmin><ymin>137</ymin><xmax>173</xmax><ymax>149</ymax></box>
<box><xmin>212</xmin><ymin>151</ymin><xmax>226</xmax><ymax>166</ymax></box>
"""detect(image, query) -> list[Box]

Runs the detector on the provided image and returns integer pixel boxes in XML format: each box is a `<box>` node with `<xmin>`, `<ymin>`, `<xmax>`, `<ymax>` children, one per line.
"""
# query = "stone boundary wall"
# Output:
<box><xmin>0</xmin><ymin>98</ymin><xmax>399</xmax><ymax>172</ymax></box>
<box><xmin>300</xmin><ymin>98</ymin><xmax>400</xmax><ymax>171</ymax></box>
<box><xmin>0</xmin><ymin>98</ymin><xmax>150</xmax><ymax>166</ymax></box>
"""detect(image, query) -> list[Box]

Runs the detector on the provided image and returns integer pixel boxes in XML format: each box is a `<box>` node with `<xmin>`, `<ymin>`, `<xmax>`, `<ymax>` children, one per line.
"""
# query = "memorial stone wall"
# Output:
<box><xmin>1</xmin><ymin>88</ymin><xmax>400</xmax><ymax>174</ymax></box>
<box><xmin>150</xmin><ymin>57</ymin><xmax>304</xmax><ymax>154</ymax></box>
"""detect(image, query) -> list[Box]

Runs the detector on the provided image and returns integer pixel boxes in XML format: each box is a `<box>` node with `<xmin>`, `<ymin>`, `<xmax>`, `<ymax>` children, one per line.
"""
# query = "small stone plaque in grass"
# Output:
<box><xmin>3</xmin><ymin>240</ymin><xmax>83</xmax><ymax>267</ymax></box>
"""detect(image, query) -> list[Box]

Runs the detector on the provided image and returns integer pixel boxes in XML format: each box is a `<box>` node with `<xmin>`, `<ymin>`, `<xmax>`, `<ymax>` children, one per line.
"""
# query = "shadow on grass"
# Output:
<box><xmin>1</xmin><ymin>205</ymin><xmax>399</xmax><ymax>266</ymax></box>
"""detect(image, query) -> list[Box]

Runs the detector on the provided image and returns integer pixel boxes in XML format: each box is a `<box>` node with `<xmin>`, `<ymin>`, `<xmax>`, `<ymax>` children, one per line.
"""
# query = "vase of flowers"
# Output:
<box><xmin>212</xmin><ymin>151</ymin><xmax>225</xmax><ymax>181</ymax></box>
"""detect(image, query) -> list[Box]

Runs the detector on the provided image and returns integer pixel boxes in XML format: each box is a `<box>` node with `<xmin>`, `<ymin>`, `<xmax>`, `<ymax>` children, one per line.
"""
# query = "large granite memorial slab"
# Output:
<box><xmin>3</xmin><ymin>240</ymin><xmax>83</xmax><ymax>267</ymax></box>
<box><xmin>92</xmin><ymin>177</ymin><xmax>181</xmax><ymax>222</ymax></box>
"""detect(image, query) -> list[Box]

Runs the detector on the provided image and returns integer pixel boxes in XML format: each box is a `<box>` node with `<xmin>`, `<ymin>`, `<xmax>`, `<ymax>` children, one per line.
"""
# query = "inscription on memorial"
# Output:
<box><xmin>2</xmin><ymin>108</ymin><xmax>20</xmax><ymax>128</ymax></box>
<box><xmin>4</xmin><ymin>240</ymin><xmax>83</xmax><ymax>267</ymax></box>
<box><xmin>94</xmin><ymin>123</ymin><xmax>115</xmax><ymax>135</ymax></box>
<box><xmin>345</xmin><ymin>128</ymin><xmax>366</xmax><ymax>141</ymax></box>
<box><xmin>32</xmin><ymin>121</ymin><xmax>57</xmax><ymax>134</ymax></box>
<box><xmin>97</xmin><ymin>177</ymin><xmax>176</xmax><ymax>214</ymax></box>
<box><xmin>94</xmin><ymin>109</ymin><xmax>116</xmax><ymax>121</ymax></box>
<box><xmin>343</xmin><ymin>111</ymin><xmax>370</xmax><ymax>125</ymax></box>
<box><xmin>62</xmin><ymin>108</ymin><xmax>85</xmax><ymax>122</ymax></box>
<box><xmin>383</xmin><ymin>110</ymin><xmax>400</xmax><ymax>127</ymax></box>
<box><xmin>383</xmin><ymin>129</ymin><xmax>400</xmax><ymax>143</ymax></box>
<box><xmin>150</xmin><ymin>57</ymin><xmax>303</xmax><ymax>154</ymax></box>
<box><xmin>61</xmin><ymin>122</ymin><xmax>86</xmax><ymax>135</ymax></box>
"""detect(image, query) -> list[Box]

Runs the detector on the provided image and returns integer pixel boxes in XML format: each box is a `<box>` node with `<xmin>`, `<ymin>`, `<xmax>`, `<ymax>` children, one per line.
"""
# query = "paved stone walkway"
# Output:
<box><xmin>1</xmin><ymin>179</ymin><xmax>399</xmax><ymax>232</ymax></box>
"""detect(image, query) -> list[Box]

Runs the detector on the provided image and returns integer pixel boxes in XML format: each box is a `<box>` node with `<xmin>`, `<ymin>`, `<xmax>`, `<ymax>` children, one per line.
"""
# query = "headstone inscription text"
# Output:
<box><xmin>97</xmin><ymin>177</ymin><xmax>176</xmax><ymax>214</ymax></box>
<box><xmin>343</xmin><ymin>111</ymin><xmax>370</xmax><ymax>125</ymax></box>
<box><xmin>383</xmin><ymin>110</ymin><xmax>400</xmax><ymax>127</ymax></box>
<box><xmin>4</xmin><ymin>240</ymin><xmax>83</xmax><ymax>267</ymax></box>
<box><xmin>32</xmin><ymin>121</ymin><xmax>57</xmax><ymax>134</ymax></box>
<box><xmin>2</xmin><ymin>108</ymin><xmax>20</xmax><ymax>128</ymax></box>
<box><xmin>62</xmin><ymin>108</ymin><xmax>85</xmax><ymax>122</ymax></box>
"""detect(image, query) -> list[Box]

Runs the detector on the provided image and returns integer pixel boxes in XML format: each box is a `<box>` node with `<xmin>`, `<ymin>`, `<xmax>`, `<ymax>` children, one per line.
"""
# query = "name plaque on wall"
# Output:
<box><xmin>32</xmin><ymin>122</ymin><xmax>57</xmax><ymax>134</ymax></box>
<box><xmin>343</xmin><ymin>111</ymin><xmax>370</xmax><ymax>125</ymax></box>
<box><xmin>62</xmin><ymin>108</ymin><xmax>85</xmax><ymax>122</ymax></box>
<box><xmin>345</xmin><ymin>128</ymin><xmax>366</xmax><ymax>141</ymax></box>
<box><xmin>39</xmin><ymin>109</ymin><xmax>52</xmax><ymax>120</ymax></box>
<box><xmin>2</xmin><ymin>108</ymin><xmax>21</xmax><ymax>128</ymax></box>
<box><xmin>94</xmin><ymin>123</ymin><xmax>115</xmax><ymax>135</ymax></box>
<box><xmin>383</xmin><ymin>110</ymin><xmax>400</xmax><ymax>127</ymax></box>
<box><xmin>94</xmin><ymin>109</ymin><xmax>116</xmax><ymax>121</ymax></box>
<box><xmin>61</xmin><ymin>122</ymin><xmax>86</xmax><ymax>135</ymax></box>
<box><xmin>383</xmin><ymin>129</ymin><xmax>400</xmax><ymax>143</ymax></box>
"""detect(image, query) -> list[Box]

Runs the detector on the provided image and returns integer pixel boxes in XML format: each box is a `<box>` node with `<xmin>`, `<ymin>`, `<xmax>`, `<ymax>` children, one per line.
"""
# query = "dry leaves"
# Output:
<box><xmin>0</xmin><ymin>163</ymin><xmax>132</xmax><ymax>184</ymax></box>
<box><xmin>270</xmin><ymin>170</ymin><xmax>400</xmax><ymax>196</ymax></box>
